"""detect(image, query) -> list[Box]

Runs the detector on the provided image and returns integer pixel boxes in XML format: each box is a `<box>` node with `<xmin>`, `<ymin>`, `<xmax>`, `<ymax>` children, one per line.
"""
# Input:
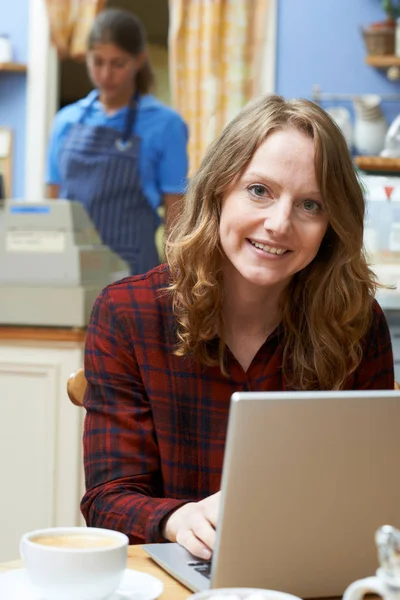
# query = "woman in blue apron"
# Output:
<box><xmin>46</xmin><ymin>8</ymin><xmax>188</xmax><ymax>275</ymax></box>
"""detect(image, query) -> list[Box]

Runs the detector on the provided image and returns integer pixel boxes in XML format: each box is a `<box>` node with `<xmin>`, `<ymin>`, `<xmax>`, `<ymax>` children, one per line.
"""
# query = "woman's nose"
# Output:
<box><xmin>100</xmin><ymin>64</ymin><xmax>112</xmax><ymax>80</ymax></box>
<box><xmin>263</xmin><ymin>201</ymin><xmax>292</xmax><ymax>235</ymax></box>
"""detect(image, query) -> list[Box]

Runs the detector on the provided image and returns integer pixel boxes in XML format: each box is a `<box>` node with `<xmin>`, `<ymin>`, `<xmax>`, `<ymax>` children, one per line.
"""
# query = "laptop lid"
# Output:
<box><xmin>144</xmin><ymin>390</ymin><xmax>400</xmax><ymax>597</ymax></box>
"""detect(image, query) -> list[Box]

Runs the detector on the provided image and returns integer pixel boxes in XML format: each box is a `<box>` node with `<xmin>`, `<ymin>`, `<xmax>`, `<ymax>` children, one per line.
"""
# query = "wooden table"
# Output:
<box><xmin>0</xmin><ymin>545</ymin><xmax>192</xmax><ymax>599</ymax></box>
<box><xmin>0</xmin><ymin>546</ymin><xmax>353</xmax><ymax>600</ymax></box>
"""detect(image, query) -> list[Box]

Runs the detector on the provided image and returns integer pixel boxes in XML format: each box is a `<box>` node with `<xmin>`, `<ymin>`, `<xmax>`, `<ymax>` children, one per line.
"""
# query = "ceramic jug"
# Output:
<box><xmin>326</xmin><ymin>106</ymin><xmax>353</xmax><ymax>149</ymax></box>
<box><xmin>343</xmin><ymin>525</ymin><xmax>400</xmax><ymax>600</ymax></box>
<box><xmin>353</xmin><ymin>95</ymin><xmax>388</xmax><ymax>156</ymax></box>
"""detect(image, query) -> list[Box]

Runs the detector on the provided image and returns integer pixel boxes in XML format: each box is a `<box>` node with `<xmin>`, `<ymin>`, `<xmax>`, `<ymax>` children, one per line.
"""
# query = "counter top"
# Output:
<box><xmin>0</xmin><ymin>326</ymin><xmax>86</xmax><ymax>343</ymax></box>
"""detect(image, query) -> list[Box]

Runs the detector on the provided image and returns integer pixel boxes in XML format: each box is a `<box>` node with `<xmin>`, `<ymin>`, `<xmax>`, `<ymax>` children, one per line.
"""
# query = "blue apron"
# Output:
<box><xmin>59</xmin><ymin>93</ymin><xmax>160</xmax><ymax>275</ymax></box>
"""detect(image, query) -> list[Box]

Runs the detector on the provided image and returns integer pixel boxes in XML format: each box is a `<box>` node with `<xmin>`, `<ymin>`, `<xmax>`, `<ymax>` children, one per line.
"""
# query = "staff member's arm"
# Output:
<box><xmin>159</xmin><ymin>113</ymin><xmax>188</xmax><ymax>234</ymax></box>
<box><xmin>163</xmin><ymin>193</ymin><xmax>182</xmax><ymax>233</ymax></box>
<box><xmin>45</xmin><ymin>109</ymin><xmax>73</xmax><ymax>200</ymax></box>
<box><xmin>47</xmin><ymin>184</ymin><xmax>60</xmax><ymax>199</ymax></box>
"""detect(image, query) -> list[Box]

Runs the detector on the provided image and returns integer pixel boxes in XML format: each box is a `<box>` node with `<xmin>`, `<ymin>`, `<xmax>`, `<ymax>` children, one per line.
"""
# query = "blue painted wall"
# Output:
<box><xmin>0</xmin><ymin>0</ymin><xmax>29</xmax><ymax>198</ymax></box>
<box><xmin>276</xmin><ymin>0</ymin><xmax>400</xmax><ymax>124</ymax></box>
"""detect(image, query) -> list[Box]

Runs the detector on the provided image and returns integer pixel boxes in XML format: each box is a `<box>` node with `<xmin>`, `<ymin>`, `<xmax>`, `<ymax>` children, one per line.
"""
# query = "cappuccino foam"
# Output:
<box><xmin>31</xmin><ymin>534</ymin><xmax>119</xmax><ymax>549</ymax></box>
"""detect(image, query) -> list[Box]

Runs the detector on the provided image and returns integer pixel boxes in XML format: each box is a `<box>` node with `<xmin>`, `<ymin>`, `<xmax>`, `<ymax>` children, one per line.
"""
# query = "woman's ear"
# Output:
<box><xmin>135</xmin><ymin>51</ymin><xmax>148</xmax><ymax>70</ymax></box>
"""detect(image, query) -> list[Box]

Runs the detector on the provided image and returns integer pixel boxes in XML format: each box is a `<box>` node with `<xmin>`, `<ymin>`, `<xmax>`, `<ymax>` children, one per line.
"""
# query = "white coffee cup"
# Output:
<box><xmin>343</xmin><ymin>569</ymin><xmax>400</xmax><ymax>600</ymax></box>
<box><xmin>20</xmin><ymin>526</ymin><xmax>129</xmax><ymax>600</ymax></box>
<box><xmin>188</xmin><ymin>587</ymin><xmax>303</xmax><ymax>600</ymax></box>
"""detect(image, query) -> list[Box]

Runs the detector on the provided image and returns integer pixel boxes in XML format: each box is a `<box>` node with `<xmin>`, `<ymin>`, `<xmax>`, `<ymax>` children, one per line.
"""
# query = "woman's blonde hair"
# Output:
<box><xmin>166</xmin><ymin>94</ymin><xmax>377</xmax><ymax>390</ymax></box>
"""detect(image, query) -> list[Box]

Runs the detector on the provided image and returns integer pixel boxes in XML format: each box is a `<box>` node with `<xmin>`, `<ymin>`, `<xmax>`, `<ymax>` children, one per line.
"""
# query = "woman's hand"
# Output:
<box><xmin>162</xmin><ymin>491</ymin><xmax>221</xmax><ymax>559</ymax></box>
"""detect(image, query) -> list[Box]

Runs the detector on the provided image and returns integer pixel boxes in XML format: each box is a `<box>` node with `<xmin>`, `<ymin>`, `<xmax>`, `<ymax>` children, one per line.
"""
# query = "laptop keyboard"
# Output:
<box><xmin>187</xmin><ymin>560</ymin><xmax>212</xmax><ymax>579</ymax></box>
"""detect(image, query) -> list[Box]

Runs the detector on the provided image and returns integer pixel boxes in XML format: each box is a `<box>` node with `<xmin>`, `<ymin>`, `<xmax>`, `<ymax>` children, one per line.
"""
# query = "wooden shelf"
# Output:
<box><xmin>355</xmin><ymin>155</ymin><xmax>400</xmax><ymax>173</ymax></box>
<box><xmin>0</xmin><ymin>62</ymin><xmax>27</xmax><ymax>73</ymax></box>
<box><xmin>365</xmin><ymin>55</ymin><xmax>400</xmax><ymax>67</ymax></box>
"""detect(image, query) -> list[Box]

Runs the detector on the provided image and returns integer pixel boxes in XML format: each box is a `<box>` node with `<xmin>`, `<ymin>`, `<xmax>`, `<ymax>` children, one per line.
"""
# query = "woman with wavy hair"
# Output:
<box><xmin>82</xmin><ymin>94</ymin><xmax>394</xmax><ymax>560</ymax></box>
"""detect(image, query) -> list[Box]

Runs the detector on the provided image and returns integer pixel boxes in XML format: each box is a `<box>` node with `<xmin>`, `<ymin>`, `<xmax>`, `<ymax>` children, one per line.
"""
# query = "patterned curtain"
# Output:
<box><xmin>168</xmin><ymin>0</ymin><xmax>271</xmax><ymax>174</ymax></box>
<box><xmin>44</xmin><ymin>0</ymin><xmax>107</xmax><ymax>60</ymax></box>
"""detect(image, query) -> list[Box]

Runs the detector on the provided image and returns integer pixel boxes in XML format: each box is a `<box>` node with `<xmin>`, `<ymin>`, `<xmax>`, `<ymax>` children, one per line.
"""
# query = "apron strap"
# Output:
<box><xmin>78</xmin><ymin>92</ymin><xmax>98</xmax><ymax>124</ymax></box>
<box><xmin>78</xmin><ymin>90</ymin><xmax>140</xmax><ymax>152</ymax></box>
<box><xmin>121</xmin><ymin>91</ymin><xmax>139</xmax><ymax>143</ymax></box>
<box><xmin>115</xmin><ymin>91</ymin><xmax>139</xmax><ymax>151</ymax></box>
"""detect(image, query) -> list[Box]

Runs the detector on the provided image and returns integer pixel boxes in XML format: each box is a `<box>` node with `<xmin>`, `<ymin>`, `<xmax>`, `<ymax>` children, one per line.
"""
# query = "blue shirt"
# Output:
<box><xmin>46</xmin><ymin>91</ymin><xmax>188</xmax><ymax>210</ymax></box>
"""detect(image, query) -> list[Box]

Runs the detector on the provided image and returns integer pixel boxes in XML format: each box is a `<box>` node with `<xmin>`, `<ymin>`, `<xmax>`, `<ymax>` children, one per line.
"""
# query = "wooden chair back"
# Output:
<box><xmin>67</xmin><ymin>368</ymin><xmax>87</xmax><ymax>406</ymax></box>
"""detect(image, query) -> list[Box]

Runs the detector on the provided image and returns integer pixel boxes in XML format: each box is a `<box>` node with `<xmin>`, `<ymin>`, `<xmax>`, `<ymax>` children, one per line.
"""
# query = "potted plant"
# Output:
<box><xmin>381</xmin><ymin>0</ymin><xmax>400</xmax><ymax>22</ymax></box>
<box><xmin>362</xmin><ymin>1</ymin><xmax>399</xmax><ymax>55</ymax></box>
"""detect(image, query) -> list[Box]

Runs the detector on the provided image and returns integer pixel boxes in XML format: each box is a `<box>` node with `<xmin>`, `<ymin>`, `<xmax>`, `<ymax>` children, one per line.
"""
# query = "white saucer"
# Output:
<box><xmin>0</xmin><ymin>568</ymin><xmax>164</xmax><ymax>600</ymax></box>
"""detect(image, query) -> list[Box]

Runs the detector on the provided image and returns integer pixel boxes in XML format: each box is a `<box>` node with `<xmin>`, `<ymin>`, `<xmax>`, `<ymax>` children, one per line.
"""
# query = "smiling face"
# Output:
<box><xmin>219</xmin><ymin>128</ymin><xmax>330</xmax><ymax>296</ymax></box>
<box><xmin>87</xmin><ymin>43</ymin><xmax>143</xmax><ymax>105</ymax></box>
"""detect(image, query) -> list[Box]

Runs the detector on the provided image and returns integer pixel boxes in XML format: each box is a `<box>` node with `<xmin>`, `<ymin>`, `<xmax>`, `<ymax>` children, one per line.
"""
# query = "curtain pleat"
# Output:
<box><xmin>44</xmin><ymin>0</ymin><xmax>107</xmax><ymax>59</ymax></box>
<box><xmin>168</xmin><ymin>0</ymin><xmax>271</xmax><ymax>174</ymax></box>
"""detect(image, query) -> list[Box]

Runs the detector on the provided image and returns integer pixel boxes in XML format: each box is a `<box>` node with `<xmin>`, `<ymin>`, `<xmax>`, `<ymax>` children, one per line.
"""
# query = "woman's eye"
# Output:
<box><xmin>303</xmin><ymin>199</ymin><xmax>322</xmax><ymax>212</ymax></box>
<box><xmin>248</xmin><ymin>184</ymin><xmax>269</xmax><ymax>198</ymax></box>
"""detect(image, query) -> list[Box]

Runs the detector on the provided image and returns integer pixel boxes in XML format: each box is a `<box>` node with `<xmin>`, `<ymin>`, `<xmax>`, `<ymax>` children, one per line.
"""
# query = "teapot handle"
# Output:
<box><xmin>343</xmin><ymin>576</ymin><xmax>386</xmax><ymax>600</ymax></box>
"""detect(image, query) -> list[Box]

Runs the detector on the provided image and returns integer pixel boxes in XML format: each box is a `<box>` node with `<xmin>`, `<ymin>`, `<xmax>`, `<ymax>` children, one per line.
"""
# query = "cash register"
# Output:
<box><xmin>0</xmin><ymin>199</ymin><xmax>129</xmax><ymax>327</ymax></box>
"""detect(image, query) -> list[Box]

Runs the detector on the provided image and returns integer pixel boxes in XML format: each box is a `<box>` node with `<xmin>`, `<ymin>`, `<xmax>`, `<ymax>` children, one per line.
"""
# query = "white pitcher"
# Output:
<box><xmin>325</xmin><ymin>106</ymin><xmax>353</xmax><ymax>149</ymax></box>
<box><xmin>343</xmin><ymin>526</ymin><xmax>400</xmax><ymax>600</ymax></box>
<box><xmin>353</xmin><ymin>95</ymin><xmax>388</xmax><ymax>156</ymax></box>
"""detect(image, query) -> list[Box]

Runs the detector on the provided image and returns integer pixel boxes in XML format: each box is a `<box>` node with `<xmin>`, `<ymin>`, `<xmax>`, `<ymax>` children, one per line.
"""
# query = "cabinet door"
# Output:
<box><xmin>0</xmin><ymin>343</ymin><xmax>84</xmax><ymax>562</ymax></box>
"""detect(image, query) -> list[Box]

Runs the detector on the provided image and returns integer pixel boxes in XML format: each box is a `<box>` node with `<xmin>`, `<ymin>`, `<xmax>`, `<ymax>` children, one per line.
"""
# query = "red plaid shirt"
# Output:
<box><xmin>81</xmin><ymin>264</ymin><xmax>394</xmax><ymax>543</ymax></box>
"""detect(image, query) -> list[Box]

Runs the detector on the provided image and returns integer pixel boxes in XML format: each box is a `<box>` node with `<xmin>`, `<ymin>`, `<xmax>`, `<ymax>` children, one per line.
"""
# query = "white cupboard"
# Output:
<box><xmin>0</xmin><ymin>329</ymin><xmax>85</xmax><ymax>562</ymax></box>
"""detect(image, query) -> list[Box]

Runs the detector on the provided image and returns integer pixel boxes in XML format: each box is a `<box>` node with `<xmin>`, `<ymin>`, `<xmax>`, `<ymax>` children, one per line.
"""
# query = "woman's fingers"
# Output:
<box><xmin>162</xmin><ymin>491</ymin><xmax>221</xmax><ymax>558</ymax></box>
<box><xmin>199</xmin><ymin>491</ymin><xmax>220</xmax><ymax>528</ymax></box>
<box><xmin>191</xmin><ymin>514</ymin><xmax>217</xmax><ymax>554</ymax></box>
<box><xmin>176</xmin><ymin>528</ymin><xmax>212</xmax><ymax>560</ymax></box>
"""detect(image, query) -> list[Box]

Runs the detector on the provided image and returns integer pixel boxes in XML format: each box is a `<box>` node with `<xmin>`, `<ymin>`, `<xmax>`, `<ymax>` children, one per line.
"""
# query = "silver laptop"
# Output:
<box><xmin>143</xmin><ymin>390</ymin><xmax>400</xmax><ymax>598</ymax></box>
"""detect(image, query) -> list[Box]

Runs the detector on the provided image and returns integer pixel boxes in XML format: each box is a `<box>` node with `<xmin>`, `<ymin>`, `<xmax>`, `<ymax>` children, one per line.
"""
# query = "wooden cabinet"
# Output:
<box><xmin>0</xmin><ymin>328</ymin><xmax>85</xmax><ymax>562</ymax></box>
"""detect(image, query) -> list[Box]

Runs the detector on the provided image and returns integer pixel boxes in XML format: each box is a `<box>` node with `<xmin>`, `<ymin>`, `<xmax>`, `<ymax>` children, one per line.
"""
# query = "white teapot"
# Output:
<box><xmin>343</xmin><ymin>526</ymin><xmax>400</xmax><ymax>600</ymax></box>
